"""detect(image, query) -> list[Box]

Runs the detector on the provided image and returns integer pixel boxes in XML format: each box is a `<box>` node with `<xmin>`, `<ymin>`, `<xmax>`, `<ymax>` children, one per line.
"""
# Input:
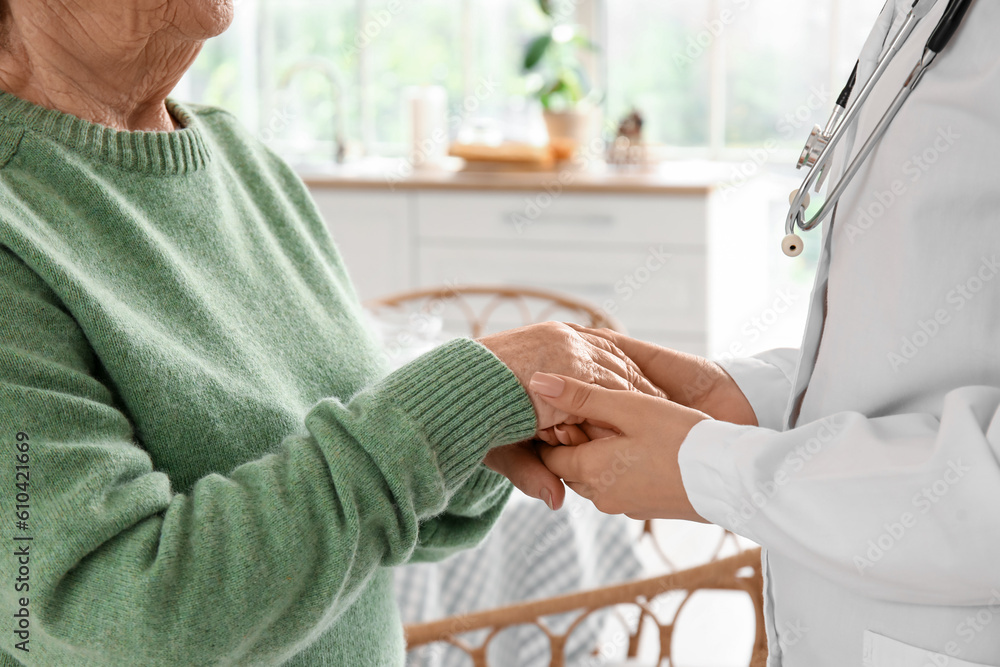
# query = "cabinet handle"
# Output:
<box><xmin>503</xmin><ymin>213</ymin><xmax>617</xmax><ymax>228</ymax></box>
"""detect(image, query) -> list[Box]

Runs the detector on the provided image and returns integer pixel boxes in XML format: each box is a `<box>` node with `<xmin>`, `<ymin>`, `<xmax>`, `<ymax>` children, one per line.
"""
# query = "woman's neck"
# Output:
<box><xmin>0</xmin><ymin>3</ymin><xmax>229</xmax><ymax>132</ymax></box>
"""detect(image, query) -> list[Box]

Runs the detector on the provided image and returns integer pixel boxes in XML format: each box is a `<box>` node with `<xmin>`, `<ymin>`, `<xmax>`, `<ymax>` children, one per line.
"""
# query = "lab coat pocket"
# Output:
<box><xmin>862</xmin><ymin>630</ymin><xmax>998</xmax><ymax>667</ymax></box>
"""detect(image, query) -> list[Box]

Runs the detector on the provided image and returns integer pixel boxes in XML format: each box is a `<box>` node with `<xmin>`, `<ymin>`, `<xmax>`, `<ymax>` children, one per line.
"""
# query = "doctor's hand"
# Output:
<box><xmin>478</xmin><ymin>322</ymin><xmax>666</xmax><ymax>511</ymax></box>
<box><xmin>562</xmin><ymin>324</ymin><xmax>757</xmax><ymax>426</ymax></box>
<box><xmin>531</xmin><ymin>372</ymin><xmax>710</xmax><ymax>522</ymax></box>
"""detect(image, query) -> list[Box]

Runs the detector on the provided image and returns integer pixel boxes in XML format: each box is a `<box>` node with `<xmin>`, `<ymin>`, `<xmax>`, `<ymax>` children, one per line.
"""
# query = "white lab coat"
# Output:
<box><xmin>677</xmin><ymin>0</ymin><xmax>1000</xmax><ymax>665</ymax></box>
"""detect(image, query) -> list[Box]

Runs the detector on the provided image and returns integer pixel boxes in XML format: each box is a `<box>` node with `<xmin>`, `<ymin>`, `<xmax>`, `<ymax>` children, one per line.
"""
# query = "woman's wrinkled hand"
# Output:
<box><xmin>477</xmin><ymin>322</ymin><xmax>667</xmax><ymax>511</ymax></box>
<box><xmin>478</xmin><ymin>321</ymin><xmax>666</xmax><ymax>430</ymax></box>
<box><xmin>531</xmin><ymin>372</ymin><xmax>711</xmax><ymax>522</ymax></box>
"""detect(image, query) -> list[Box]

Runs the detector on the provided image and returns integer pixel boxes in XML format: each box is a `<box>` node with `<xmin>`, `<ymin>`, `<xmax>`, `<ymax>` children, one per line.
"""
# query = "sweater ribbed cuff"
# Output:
<box><xmin>379</xmin><ymin>338</ymin><xmax>537</xmax><ymax>487</ymax></box>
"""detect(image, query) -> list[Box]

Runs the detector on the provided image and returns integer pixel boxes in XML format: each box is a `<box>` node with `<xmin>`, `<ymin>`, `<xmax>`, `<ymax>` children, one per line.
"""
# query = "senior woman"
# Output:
<box><xmin>0</xmin><ymin>1</ymin><xmax>661</xmax><ymax>665</ymax></box>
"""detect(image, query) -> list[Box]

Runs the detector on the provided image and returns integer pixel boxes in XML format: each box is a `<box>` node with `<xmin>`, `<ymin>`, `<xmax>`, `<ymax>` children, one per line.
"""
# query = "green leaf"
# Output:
<box><xmin>571</xmin><ymin>35</ymin><xmax>599</xmax><ymax>52</ymax></box>
<box><xmin>523</xmin><ymin>34</ymin><xmax>553</xmax><ymax>71</ymax></box>
<box><xmin>572</xmin><ymin>65</ymin><xmax>591</xmax><ymax>97</ymax></box>
<box><xmin>548</xmin><ymin>79</ymin><xmax>568</xmax><ymax>96</ymax></box>
<box><xmin>539</xmin><ymin>79</ymin><xmax>568</xmax><ymax>110</ymax></box>
<box><xmin>559</xmin><ymin>69</ymin><xmax>584</xmax><ymax>102</ymax></box>
<box><xmin>538</xmin><ymin>0</ymin><xmax>554</xmax><ymax>17</ymax></box>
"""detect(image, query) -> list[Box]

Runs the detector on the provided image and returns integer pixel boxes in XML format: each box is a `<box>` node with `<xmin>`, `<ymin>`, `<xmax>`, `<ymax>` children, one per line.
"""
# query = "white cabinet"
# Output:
<box><xmin>309</xmin><ymin>185</ymin><xmax>714</xmax><ymax>356</ymax></box>
<box><xmin>309</xmin><ymin>190</ymin><xmax>412</xmax><ymax>300</ymax></box>
<box><xmin>414</xmin><ymin>191</ymin><xmax>707</xmax><ymax>246</ymax></box>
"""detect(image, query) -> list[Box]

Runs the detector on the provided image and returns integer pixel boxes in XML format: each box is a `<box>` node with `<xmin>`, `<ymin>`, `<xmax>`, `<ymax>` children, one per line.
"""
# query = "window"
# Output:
<box><xmin>603</xmin><ymin>0</ymin><xmax>884</xmax><ymax>156</ymax></box>
<box><xmin>176</xmin><ymin>0</ymin><xmax>885</xmax><ymax>162</ymax></box>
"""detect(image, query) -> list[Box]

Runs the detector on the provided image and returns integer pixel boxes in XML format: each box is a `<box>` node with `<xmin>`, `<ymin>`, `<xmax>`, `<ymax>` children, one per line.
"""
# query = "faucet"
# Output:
<box><xmin>277</xmin><ymin>57</ymin><xmax>348</xmax><ymax>164</ymax></box>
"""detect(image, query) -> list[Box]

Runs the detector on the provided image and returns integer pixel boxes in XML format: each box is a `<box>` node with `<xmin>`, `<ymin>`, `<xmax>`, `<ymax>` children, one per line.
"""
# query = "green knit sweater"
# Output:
<box><xmin>0</xmin><ymin>90</ymin><xmax>537</xmax><ymax>666</ymax></box>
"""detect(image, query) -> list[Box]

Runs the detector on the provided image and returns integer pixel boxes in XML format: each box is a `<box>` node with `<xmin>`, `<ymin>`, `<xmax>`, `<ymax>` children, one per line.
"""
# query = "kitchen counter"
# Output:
<box><xmin>306</xmin><ymin>159</ymin><xmax>731</xmax><ymax>356</ymax></box>
<box><xmin>298</xmin><ymin>157</ymin><xmax>727</xmax><ymax>195</ymax></box>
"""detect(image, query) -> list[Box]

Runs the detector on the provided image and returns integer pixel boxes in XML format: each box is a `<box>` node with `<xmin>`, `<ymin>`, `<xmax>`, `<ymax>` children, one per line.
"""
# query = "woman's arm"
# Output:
<box><xmin>0</xmin><ymin>247</ymin><xmax>536</xmax><ymax>665</ymax></box>
<box><xmin>406</xmin><ymin>465</ymin><xmax>513</xmax><ymax>564</ymax></box>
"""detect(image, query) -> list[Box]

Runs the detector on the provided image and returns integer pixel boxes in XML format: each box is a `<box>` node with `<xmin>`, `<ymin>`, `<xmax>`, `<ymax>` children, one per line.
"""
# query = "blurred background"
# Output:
<box><xmin>173</xmin><ymin>0</ymin><xmax>882</xmax><ymax>361</ymax></box>
<box><xmin>174</xmin><ymin>0</ymin><xmax>882</xmax><ymax>356</ymax></box>
<box><xmin>173</xmin><ymin>1</ymin><xmax>884</xmax><ymax>664</ymax></box>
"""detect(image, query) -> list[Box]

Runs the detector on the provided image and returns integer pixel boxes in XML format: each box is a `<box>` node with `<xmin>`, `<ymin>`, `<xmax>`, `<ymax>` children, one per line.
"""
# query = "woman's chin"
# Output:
<box><xmin>175</xmin><ymin>0</ymin><xmax>235</xmax><ymax>40</ymax></box>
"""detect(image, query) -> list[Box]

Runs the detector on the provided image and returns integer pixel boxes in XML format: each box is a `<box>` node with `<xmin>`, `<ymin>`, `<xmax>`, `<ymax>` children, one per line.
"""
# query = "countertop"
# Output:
<box><xmin>298</xmin><ymin>158</ymin><xmax>729</xmax><ymax>195</ymax></box>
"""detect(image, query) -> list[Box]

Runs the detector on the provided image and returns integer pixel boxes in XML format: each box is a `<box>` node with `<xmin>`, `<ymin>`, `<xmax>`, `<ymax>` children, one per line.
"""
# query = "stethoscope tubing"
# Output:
<box><xmin>782</xmin><ymin>0</ymin><xmax>975</xmax><ymax>257</ymax></box>
<box><xmin>785</xmin><ymin>11</ymin><xmax>923</xmax><ymax>237</ymax></box>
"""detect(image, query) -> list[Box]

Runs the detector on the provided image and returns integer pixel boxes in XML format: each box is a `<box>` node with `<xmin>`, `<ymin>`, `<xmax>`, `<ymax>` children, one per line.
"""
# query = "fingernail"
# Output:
<box><xmin>554</xmin><ymin>425</ymin><xmax>570</xmax><ymax>445</ymax></box>
<box><xmin>529</xmin><ymin>373</ymin><xmax>565</xmax><ymax>398</ymax></box>
<box><xmin>540</xmin><ymin>488</ymin><xmax>555</xmax><ymax>511</ymax></box>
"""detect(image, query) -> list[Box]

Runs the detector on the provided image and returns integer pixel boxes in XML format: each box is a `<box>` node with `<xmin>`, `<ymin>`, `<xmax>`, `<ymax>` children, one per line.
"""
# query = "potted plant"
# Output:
<box><xmin>522</xmin><ymin>0</ymin><xmax>599</xmax><ymax>158</ymax></box>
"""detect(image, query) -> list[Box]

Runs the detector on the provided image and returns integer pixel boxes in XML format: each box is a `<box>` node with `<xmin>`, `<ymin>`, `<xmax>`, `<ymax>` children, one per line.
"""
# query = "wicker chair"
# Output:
<box><xmin>404</xmin><ymin>547</ymin><xmax>766</xmax><ymax>667</ymax></box>
<box><xmin>365</xmin><ymin>285</ymin><xmax>767</xmax><ymax>666</ymax></box>
<box><xmin>364</xmin><ymin>284</ymin><xmax>625</xmax><ymax>339</ymax></box>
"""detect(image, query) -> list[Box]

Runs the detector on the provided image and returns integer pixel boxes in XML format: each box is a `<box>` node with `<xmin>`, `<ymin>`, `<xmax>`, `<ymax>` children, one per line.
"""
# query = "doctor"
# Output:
<box><xmin>533</xmin><ymin>0</ymin><xmax>1000</xmax><ymax>664</ymax></box>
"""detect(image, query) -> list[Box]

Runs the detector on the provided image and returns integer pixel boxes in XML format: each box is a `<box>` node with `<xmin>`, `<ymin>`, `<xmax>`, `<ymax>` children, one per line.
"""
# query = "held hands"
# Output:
<box><xmin>531</xmin><ymin>372</ymin><xmax>709</xmax><ymax>522</ymax></box>
<box><xmin>477</xmin><ymin>322</ymin><xmax>667</xmax><ymax>511</ymax></box>
<box><xmin>479</xmin><ymin>322</ymin><xmax>666</xmax><ymax>430</ymax></box>
<box><xmin>482</xmin><ymin>323</ymin><xmax>758</xmax><ymax>521</ymax></box>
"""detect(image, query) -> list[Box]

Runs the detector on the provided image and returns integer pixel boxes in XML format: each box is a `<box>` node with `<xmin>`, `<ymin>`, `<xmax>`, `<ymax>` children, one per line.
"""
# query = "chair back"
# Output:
<box><xmin>365</xmin><ymin>285</ymin><xmax>626</xmax><ymax>338</ymax></box>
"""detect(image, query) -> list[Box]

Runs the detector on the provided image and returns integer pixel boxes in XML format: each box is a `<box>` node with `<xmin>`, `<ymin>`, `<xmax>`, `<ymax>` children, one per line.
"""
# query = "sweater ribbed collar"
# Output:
<box><xmin>0</xmin><ymin>90</ymin><xmax>213</xmax><ymax>174</ymax></box>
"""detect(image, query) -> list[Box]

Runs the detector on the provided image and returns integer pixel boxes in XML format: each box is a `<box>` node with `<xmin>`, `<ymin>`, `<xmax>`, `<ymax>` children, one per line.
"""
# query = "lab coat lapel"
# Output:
<box><xmin>782</xmin><ymin>0</ymin><xmax>942</xmax><ymax>430</ymax></box>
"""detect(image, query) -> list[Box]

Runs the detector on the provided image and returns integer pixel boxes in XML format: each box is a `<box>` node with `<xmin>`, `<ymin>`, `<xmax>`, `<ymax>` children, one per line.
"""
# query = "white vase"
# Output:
<box><xmin>543</xmin><ymin>108</ymin><xmax>595</xmax><ymax>160</ymax></box>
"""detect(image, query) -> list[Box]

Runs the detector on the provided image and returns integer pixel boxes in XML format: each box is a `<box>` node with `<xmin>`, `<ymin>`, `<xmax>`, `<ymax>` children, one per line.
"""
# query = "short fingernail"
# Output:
<box><xmin>540</xmin><ymin>488</ymin><xmax>555</xmax><ymax>511</ymax></box>
<box><xmin>553</xmin><ymin>425</ymin><xmax>569</xmax><ymax>444</ymax></box>
<box><xmin>529</xmin><ymin>373</ymin><xmax>565</xmax><ymax>398</ymax></box>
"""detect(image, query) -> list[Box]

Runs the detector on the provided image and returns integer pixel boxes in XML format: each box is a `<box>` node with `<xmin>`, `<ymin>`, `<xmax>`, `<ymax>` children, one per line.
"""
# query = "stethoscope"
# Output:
<box><xmin>782</xmin><ymin>0</ymin><xmax>975</xmax><ymax>257</ymax></box>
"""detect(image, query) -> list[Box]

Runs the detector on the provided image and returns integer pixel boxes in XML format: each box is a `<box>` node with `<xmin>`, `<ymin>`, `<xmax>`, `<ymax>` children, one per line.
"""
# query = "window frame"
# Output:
<box><xmin>179</xmin><ymin>0</ymin><xmax>857</xmax><ymax>162</ymax></box>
